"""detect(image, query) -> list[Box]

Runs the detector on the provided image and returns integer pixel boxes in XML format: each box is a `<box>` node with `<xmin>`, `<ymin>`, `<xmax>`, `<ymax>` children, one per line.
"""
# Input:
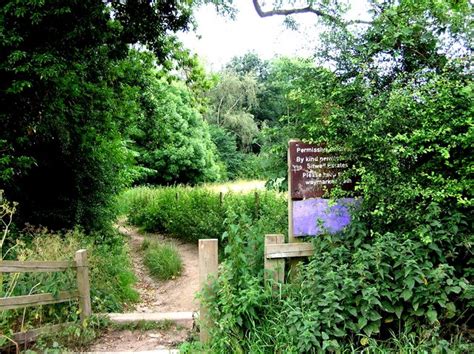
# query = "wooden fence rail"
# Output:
<box><xmin>264</xmin><ymin>235</ymin><xmax>314</xmax><ymax>284</ymax></box>
<box><xmin>0</xmin><ymin>260</ymin><xmax>75</xmax><ymax>273</ymax></box>
<box><xmin>0</xmin><ymin>290</ymin><xmax>79</xmax><ymax>311</ymax></box>
<box><xmin>0</xmin><ymin>249</ymin><xmax>91</xmax><ymax>347</ymax></box>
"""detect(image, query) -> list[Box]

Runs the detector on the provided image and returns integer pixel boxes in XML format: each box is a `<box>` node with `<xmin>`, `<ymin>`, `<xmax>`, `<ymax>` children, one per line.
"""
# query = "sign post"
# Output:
<box><xmin>288</xmin><ymin>140</ymin><xmax>355</xmax><ymax>238</ymax></box>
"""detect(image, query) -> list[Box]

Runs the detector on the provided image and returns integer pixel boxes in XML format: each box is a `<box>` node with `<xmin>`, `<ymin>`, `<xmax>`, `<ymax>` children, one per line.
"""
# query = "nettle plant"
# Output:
<box><xmin>203</xmin><ymin>63</ymin><xmax>473</xmax><ymax>354</ymax></box>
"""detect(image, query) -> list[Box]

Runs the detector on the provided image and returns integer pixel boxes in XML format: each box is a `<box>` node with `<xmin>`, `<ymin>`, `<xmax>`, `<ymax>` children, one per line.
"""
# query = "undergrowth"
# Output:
<box><xmin>142</xmin><ymin>240</ymin><xmax>183</xmax><ymax>280</ymax></box>
<box><xmin>119</xmin><ymin>184</ymin><xmax>472</xmax><ymax>352</ymax></box>
<box><xmin>0</xmin><ymin>198</ymin><xmax>139</xmax><ymax>344</ymax></box>
<box><xmin>200</xmin><ymin>208</ymin><xmax>473</xmax><ymax>353</ymax></box>
<box><xmin>28</xmin><ymin>314</ymin><xmax>110</xmax><ymax>353</ymax></box>
<box><xmin>118</xmin><ymin>185</ymin><xmax>287</xmax><ymax>242</ymax></box>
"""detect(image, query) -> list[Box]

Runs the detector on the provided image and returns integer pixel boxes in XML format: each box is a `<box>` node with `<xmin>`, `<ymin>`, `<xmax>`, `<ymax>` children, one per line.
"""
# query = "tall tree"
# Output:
<box><xmin>122</xmin><ymin>51</ymin><xmax>221</xmax><ymax>185</ymax></box>
<box><xmin>206</xmin><ymin>70</ymin><xmax>260</xmax><ymax>151</ymax></box>
<box><xmin>0</xmin><ymin>0</ymin><xmax>195</xmax><ymax>231</ymax></box>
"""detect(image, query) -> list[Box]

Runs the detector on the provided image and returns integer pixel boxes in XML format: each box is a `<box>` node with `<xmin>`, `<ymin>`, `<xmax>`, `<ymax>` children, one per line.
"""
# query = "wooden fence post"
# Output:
<box><xmin>199</xmin><ymin>239</ymin><xmax>218</xmax><ymax>344</ymax></box>
<box><xmin>264</xmin><ymin>234</ymin><xmax>285</xmax><ymax>288</ymax></box>
<box><xmin>219</xmin><ymin>191</ymin><xmax>223</xmax><ymax>206</ymax></box>
<box><xmin>254</xmin><ymin>191</ymin><xmax>260</xmax><ymax>218</ymax></box>
<box><xmin>75</xmin><ymin>249</ymin><xmax>91</xmax><ymax>321</ymax></box>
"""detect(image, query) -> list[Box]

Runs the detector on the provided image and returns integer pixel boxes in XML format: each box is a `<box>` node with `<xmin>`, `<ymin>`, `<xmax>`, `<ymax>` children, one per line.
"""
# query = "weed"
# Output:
<box><xmin>112</xmin><ymin>319</ymin><xmax>175</xmax><ymax>331</ymax></box>
<box><xmin>118</xmin><ymin>185</ymin><xmax>287</xmax><ymax>242</ymax></box>
<box><xmin>143</xmin><ymin>242</ymin><xmax>182</xmax><ymax>280</ymax></box>
<box><xmin>141</xmin><ymin>238</ymin><xmax>151</xmax><ymax>251</ymax></box>
<box><xmin>31</xmin><ymin>314</ymin><xmax>109</xmax><ymax>352</ymax></box>
<box><xmin>0</xmin><ymin>227</ymin><xmax>139</xmax><ymax>334</ymax></box>
<box><xmin>180</xmin><ymin>340</ymin><xmax>206</xmax><ymax>353</ymax></box>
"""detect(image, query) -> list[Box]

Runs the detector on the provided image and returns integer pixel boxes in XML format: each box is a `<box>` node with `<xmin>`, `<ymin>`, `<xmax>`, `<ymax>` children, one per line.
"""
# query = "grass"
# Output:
<box><xmin>203</xmin><ymin>179</ymin><xmax>266</xmax><ymax>193</ymax></box>
<box><xmin>30</xmin><ymin>314</ymin><xmax>110</xmax><ymax>352</ymax></box>
<box><xmin>143</xmin><ymin>240</ymin><xmax>183</xmax><ymax>280</ymax></box>
<box><xmin>117</xmin><ymin>184</ymin><xmax>287</xmax><ymax>242</ymax></box>
<box><xmin>0</xmin><ymin>229</ymin><xmax>139</xmax><ymax>337</ymax></box>
<box><xmin>111</xmin><ymin>319</ymin><xmax>176</xmax><ymax>331</ymax></box>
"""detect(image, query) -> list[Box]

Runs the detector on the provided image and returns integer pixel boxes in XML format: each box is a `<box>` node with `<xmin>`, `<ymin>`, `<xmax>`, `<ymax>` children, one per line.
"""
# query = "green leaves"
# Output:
<box><xmin>426</xmin><ymin>309</ymin><xmax>438</xmax><ymax>324</ymax></box>
<box><xmin>401</xmin><ymin>289</ymin><xmax>413</xmax><ymax>301</ymax></box>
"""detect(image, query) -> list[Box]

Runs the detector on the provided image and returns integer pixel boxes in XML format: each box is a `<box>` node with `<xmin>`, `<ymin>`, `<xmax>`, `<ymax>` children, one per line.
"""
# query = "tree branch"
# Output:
<box><xmin>252</xmin><ymin>0</ymin><xmax>371</xmax><ymax>25</ymax></box>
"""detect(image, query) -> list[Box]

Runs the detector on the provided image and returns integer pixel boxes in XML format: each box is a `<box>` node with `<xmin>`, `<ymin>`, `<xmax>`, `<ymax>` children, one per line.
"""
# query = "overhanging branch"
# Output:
<box><xmin>252</xmin><ymin>0</ymin><xmax>372</xmax><ymax>26</ymax></box>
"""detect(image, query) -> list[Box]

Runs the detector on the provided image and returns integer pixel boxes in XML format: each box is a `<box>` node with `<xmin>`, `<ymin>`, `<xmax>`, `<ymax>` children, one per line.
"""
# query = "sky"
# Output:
<box><xmin>178</xmin><ymin>1</ymin><xmax>371</xmax><ymax>71</ymax></box>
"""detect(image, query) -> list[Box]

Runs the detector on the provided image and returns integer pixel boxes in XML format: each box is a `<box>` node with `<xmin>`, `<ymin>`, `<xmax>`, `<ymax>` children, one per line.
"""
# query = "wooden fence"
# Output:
<box><xmin>198</xmin><ymin>236</ymin><xmax>314</xmax><ymax>343</ymax></box>
<box><xmin>264</xmin><ymin>234</ymin><xmax>314</xmax><ymax>284</ymax></box>
<box><xmin>0</xmin><ymin>249</ymin><xmax>91</xmax><ymax>345</ymax></box>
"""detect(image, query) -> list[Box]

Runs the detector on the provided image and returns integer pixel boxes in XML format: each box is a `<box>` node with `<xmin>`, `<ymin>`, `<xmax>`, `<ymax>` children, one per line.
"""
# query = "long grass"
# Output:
<box><xmin>117</xmin><ymin>184</ymin><xmax>287</xmax><ymax>242</ymax></box>
<box><xmin>143</xmin><ymin>240</ymin><xmax>183</xmax><ymax>280</ymax></box>
<box><xmin>0</xmin><ymin>228</ymin><xmax>139</xmax><ymax>335</ymax></box>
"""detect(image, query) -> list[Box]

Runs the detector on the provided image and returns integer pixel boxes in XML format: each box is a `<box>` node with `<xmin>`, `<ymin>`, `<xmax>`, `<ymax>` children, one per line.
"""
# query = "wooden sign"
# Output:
<box><xmin>289</xmin><ymin>141</ymin><xmax>354</xmax><ymax>200</ymax></box>
<box><xmin>288</xmin><ymin>140</ymin><xmax>356</xmax><ymax>238</ymax></box>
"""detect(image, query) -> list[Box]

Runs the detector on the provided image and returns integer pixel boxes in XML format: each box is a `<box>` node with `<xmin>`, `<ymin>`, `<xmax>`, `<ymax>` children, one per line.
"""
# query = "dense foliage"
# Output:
<box><xmin>0</xmin><ymin>212</ymin><xmax>137</xmax><ymax>342</ymax></box>
<box><xmin>1</xmin><ymin>0</ymin><xmax>472</xmax><ymax>351</ymax></box>
<box><xmin>119</xmin><ymin>186</ymin><xmax>287</xmax><ymax>243</ymax></box>
<box><xmin>0</xmin><ymin>0</ymin><xmax>213</xmax><ymax>232</ymax></box>
<box><xmin>194</xmin><ymin>0</ymin><xmax>474</xmax><ymax>352</ymax></box>
<box><xmin>122</xmin><ymin>51</ymin><xmax>221</xmax><ymax>185</ymax></box>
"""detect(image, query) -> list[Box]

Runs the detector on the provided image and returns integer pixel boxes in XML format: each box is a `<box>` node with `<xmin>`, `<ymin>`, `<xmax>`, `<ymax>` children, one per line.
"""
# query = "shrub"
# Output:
<box><xmin>202</xmin><ymin>215</ymin><xmax>473</xmax><ymax>353</ymax></box>
<box><xmin>143</xmin><ymin>241</ymin><xmax>183</xmax><ymax>280</ymax></box>
<box><xmin>120</xmin><ymin>185</ymin><xmax>287</xmax><ymax>243</ymax></box>
<box><xmin>31</xmin><ymin>314</ymin><xmax>110</xmax><ymax>352</ymax></box>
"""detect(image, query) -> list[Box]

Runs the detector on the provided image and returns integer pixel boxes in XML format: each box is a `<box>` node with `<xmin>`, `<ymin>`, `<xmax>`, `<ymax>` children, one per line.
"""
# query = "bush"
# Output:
<box><xmin>143</xmin><ymin>241</ymin><xmax>183</xmax><ymax>280</ymax></box>
<box><xmin>120</xmin><ymin>185</ymin><xmax>287</xmax><ymax>243</ymax></box>
<box><xmin>202</xmin><ymin>215</ymin><xmax>473</xmax><ymax>353</ymax></box>
<box><xmin>198</xmin><ymin>70</ymin><xmax>474</xmax><ymax>352</ymax></box>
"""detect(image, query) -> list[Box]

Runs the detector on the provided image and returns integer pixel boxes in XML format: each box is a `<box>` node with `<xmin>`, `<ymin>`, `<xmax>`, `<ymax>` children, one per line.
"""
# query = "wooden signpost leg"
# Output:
<box><xmin>288</xmin><ymin>140</ymin><xmax>303</xmax><ymax>279</ymax></box>
<box><xmin>75</xmin><ymin>249</ymin><xmax>92</xmax><ymax>321</ymax></box>
<box><xmin>199</xmin><ymin>239</ymin><xmax>218</xmax><ymax>344</ymax></box>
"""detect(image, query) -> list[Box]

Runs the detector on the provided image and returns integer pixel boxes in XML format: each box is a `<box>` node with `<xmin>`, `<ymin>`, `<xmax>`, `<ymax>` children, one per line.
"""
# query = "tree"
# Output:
<box><xmin>204</xmin><ymin>0</ymin><xmax>474</xmax><ymax>349</ymax></box>
<box><xmin>225</xmin><ymin>52</ymin><xmax>269</xmax><ymax>80</ymax></box>
<box><xmin>0</xmin><ymin>0</ymin><xmax>196</xmax><ymax>231</ymax></box>
<box><xmin>124</xmin><ymin>52</ymin><xmax>221</xmax><ymax>185</ymax></box>
<box><xmin>206</xmin><ymin>70</ymin><xmax>260</xmax><ymax>151</ymax></box>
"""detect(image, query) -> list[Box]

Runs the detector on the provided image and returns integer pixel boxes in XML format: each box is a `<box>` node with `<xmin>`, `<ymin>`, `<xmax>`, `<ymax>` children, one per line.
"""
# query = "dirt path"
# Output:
<box><xmin>88</xmin><ymin>223</ymin><xmax>199</xmax><ymax>352</ymax></box>
<box><xmin>119</xmin><ymin>222</ymin><xmax>199</xmax><ymax>313</ymax></box>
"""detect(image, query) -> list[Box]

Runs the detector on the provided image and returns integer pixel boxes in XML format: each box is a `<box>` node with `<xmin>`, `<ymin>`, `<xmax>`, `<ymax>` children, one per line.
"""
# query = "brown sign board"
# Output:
<box><xmin>289</xmin><ymin>140</ymin><xmax>354</xmax><ymax>200</ymax></box>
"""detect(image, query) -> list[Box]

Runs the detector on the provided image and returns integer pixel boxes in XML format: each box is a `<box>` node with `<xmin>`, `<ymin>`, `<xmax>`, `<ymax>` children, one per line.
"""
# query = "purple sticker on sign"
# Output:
<box><xmin>293</xmin><ymin>198</ymin><xmax>357</xmax><ymax>236</ymax></box>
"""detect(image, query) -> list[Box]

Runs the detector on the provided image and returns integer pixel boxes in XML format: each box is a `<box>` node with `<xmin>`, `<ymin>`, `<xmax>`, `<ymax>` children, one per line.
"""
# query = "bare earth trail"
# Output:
<box><xmin>88</xmin><ymin>222</ymin><xmax>199</xmax><ymax>352</ymax></box>
<box><xmin>119</xmin><ymin>222</ymin><xmax>199</xmax><ymax>313</ymax></box>
<box><xmin>88</xmin><ymin>181</ymin><xmax>265</xmax><ymax>352</ymax></box>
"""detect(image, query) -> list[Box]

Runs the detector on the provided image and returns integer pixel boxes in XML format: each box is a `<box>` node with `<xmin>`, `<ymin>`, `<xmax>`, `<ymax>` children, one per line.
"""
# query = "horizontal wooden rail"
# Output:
<box><xmin>0</xmin><ymin>290</ymin><xmax>79</xmax><ymax>311</ymax></box>
<box><xmin>0</xmin><ymin>260</ymin><xmax>75</xmax><ymax>273</ymax></box>
<box><xmin>0</xmin><ymin>250</ymin><xmax>91</xmax><ymax>352</ymax></box>
<box><xmin>12</xmin><ymin>322</ymin><xmax>74</xmax><ymax>345</ymax></box>
<box><xmin>265</xmin><ymin>242</ymin><xmax>314</xmax><ymax>259</ymax></box>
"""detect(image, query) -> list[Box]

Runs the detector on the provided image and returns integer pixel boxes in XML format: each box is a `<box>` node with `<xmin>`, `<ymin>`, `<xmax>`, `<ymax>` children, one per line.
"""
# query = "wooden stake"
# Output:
<box><xmin>254</xmin><ymin>191</ymin><xmax>260</xmax><ymax>218</ymax></box>
<box><xmin>264</xmin><ymin>234</ymin><xmax>285</xmax><ymax>288</ymax></box>
<box><xmin>199</xmin><ymin>239</ymin><xmax>218</xmax><ymax>344</ymax></box>
<box><xmin>75</xmin><ymin>249</ymin><xmax>92</xmax><ymax>320</ymax></box>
